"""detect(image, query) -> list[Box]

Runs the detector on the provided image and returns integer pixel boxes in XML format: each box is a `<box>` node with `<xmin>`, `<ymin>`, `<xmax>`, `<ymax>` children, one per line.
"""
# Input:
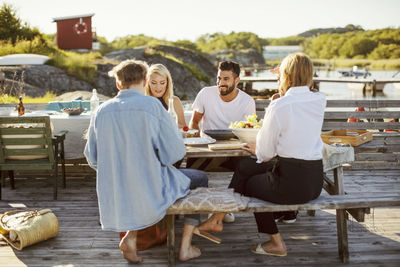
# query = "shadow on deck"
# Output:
<box><xmin>1</xmin><ymin>170</ymin><xmax>399</xmax><ymax>266</ymax></box>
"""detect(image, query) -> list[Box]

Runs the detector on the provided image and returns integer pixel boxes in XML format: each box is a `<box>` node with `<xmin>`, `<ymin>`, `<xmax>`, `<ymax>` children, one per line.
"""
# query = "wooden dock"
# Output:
<box><xmin>239</xmin><ymin>77</ymin><xmax>400</xmax><ymax>97</ymax></box>
<box><xmin>1</xmin><ymin>169</ymin><xmax>399</xmax><ymax>266</ymax></box>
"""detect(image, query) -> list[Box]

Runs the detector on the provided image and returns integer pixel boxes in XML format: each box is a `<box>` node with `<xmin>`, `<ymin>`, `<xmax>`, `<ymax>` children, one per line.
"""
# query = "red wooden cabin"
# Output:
<box><xmin>53</xmin><ymin>13</ymin><xmax>95</xmax><ymax>50</ymax></box>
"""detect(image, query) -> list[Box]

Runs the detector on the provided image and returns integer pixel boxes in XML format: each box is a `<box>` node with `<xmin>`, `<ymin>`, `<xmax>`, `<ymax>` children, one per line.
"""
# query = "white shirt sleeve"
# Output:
<box><xmin>255</xmin><ymin>104</ymin><xmax>280</xmax><ymax>162</ymax></box>
<box><xmin>192</xmin><ymin>88</ymin><xmax>204</xmax><ymax>114</ymax></box>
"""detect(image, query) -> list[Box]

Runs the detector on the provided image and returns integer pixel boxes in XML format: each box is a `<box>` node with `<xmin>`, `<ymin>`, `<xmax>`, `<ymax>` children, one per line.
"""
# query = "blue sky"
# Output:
<box><xmin>3</xmin><ymin>0</ymin><xmax>400</xmax><ymax>42</ymax></box>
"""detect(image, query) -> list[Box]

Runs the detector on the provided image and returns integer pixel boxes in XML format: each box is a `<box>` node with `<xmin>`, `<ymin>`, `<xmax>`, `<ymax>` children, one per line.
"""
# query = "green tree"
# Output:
<box><xmin>369</xmin><ymin>44</ymin><xmax>400</xmax><ymax>59</ymax></box>
<box><xmin>111</xmin><ymin>34</ymin><xmax>167</xmax><ymax>49</ymax></box>
<box><xmin>339</xmin><ymin>36</ymin><xmax>377</xmax><ymax>58</ymax></box>
<box><xmin>0</xmin><ymin>3</ymin><xmax>41</xmax><ymax>44</ymax></box>
<box><xmin>302</xmin><ymin>27</ymin><xmax>399</xmax><ymax>59</ymax></box>
<box><xmin>196</xmin><ymin>32</ymin><xmax>264</xmax><ymax>53</ymax></box>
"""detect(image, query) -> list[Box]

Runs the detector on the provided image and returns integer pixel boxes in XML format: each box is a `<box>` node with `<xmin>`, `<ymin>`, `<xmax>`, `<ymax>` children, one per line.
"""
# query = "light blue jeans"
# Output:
<box><xmin>178</xmin><ymin>168</ymin><xmax>208</xmax><ymax>226</ymax></box>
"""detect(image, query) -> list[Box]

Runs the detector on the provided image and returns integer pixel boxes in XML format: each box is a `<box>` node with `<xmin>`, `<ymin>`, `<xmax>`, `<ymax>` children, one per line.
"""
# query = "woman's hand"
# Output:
<box><xmin>271</xmin><ymin>93</ymin><xmax>281</xmax><ymax>100</ymax></box>
<box><xmin>242</xmin><ymin>143</ymin><xmax>256</xmax><ymax>155</ymax></box>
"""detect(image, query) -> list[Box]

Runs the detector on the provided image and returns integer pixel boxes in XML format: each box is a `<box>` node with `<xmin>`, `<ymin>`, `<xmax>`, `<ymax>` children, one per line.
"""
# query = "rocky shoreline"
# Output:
<box><xmin>0</xmin><ymin>45</ymin><xmax>265</xmax><ymax>100</ymax></box>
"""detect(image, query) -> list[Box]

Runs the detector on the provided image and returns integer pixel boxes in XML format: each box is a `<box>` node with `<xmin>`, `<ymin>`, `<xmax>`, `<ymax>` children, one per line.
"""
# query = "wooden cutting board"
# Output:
<box><xmin>208</xmin><ymin>143</ymin><xmax>245</xmax><ymax>150</ymax></box>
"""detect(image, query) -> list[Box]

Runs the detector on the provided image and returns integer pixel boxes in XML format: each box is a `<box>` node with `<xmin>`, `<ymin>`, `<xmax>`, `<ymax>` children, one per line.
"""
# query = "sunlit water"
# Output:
<box><xmin>250</xmin><ymin>70</ymin><xmax>400</xmax><ymax>100</ymax></box>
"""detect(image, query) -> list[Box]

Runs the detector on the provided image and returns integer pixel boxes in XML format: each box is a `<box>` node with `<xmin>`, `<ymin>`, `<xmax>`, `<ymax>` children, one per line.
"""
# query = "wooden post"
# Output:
<box><xmin>333</xmin><ymin>166</ymin><xmax>344</xmax><ymax>195</ymax></box>
<box><xmin>372</xmin><ymin>80</ymin><xmax>377</xmax><ymax>97</ymax></box>
<box><xmin>166</xmin><ymin>214</ymin><xmax>175</xmax><ymax>267</ymax></box>
<box><xmin>336</xmin><ymin>209</ymin><xmax>349</xmax><ymax>263</ymax></box>
<box><xmin>362</xmin><ymin>83</ymin><xmax>367</xmax><ymax>96</ymax></box>
<box><xmin>333</xmin><ymin>166</ymin><xmax>349</xmax><ymax>262</ymax></box>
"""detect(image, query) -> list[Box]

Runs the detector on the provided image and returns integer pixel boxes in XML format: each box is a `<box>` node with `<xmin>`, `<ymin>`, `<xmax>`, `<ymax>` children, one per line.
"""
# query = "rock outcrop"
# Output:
<box><xmin>103</xmin><ymin>45</ymin><xmax>217</xmax><ymax>99</ymax></box>
<box><xmin>0</xmin><ymin>45</ymin><xmax>267</xmax><ymax>100</ymax></box>
<box><xmin>0</xmin><ymin>65</ymin><xmax>93</xmax><ymax>97</ymax></box>
<box><xmin>211</xmin><ymin>49</ymin><xmax>265</xmax><ymax>66</ymax></box>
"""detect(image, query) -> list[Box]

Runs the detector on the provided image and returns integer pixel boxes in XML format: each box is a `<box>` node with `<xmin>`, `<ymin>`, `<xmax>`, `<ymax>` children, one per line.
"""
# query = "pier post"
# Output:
<box><xmin>372</xmin><ymin>80</ymin><xmax>377</xmax><ymax>97</ymax></box>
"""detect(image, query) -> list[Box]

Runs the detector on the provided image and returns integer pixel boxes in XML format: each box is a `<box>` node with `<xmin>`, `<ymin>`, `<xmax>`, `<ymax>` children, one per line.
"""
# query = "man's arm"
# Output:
<box><xmin>189</xmin><ymin>110</ymin><xmax>203</xmax><ymax>130</ymax></box>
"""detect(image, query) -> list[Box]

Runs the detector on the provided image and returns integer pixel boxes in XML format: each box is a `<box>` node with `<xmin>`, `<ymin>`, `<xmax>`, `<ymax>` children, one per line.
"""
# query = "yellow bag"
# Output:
<box><xmin>0</xmin><ymin>209</ymin><xmax>59</xmax><ymax>250</ymax></box>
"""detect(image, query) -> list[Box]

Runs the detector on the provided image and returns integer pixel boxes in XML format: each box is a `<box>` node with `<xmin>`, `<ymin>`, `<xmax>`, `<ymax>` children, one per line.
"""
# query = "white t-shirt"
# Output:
<box><xmin>256</xmin><ymin>86</ymin><xmax>326</xmax><ymax>162</ymax></box>
<box><xmin>192</xmin><ymin>86</ymin><xmax>256</xmax><ymax>130</ymax></box>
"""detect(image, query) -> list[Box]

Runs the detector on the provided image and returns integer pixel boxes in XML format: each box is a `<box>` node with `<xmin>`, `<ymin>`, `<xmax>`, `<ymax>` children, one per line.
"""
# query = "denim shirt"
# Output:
<box><xmin>84</xmin><ymin>89</ymin><xmax>190</xmax><ymax>231</ymax></box>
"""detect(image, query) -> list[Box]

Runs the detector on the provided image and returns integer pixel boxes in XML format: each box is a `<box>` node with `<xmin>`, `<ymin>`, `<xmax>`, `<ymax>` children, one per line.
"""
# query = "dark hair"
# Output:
<box><xmin>218</xmin><ymin>61</ymin><xmax>240</xmax><ymax>77</ymax></box>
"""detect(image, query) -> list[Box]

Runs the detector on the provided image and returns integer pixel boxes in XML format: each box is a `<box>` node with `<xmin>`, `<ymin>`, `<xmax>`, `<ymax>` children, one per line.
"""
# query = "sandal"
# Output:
<box><xmin>251</xmin><ymin>243</ymin><xmax>287</xmax><ymax>257</ymax></box>
<box><xmin>193</xmin><ymin>229</ymin><xmax>221</xmax><ymax>244</ymax></box>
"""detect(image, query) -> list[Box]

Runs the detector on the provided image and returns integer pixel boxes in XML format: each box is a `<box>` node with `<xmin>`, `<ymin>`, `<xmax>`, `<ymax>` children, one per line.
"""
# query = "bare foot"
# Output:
<box><xmin>258</xmin><ymin>240</ymin><xmax>287</xmax><ymax>256</ymax></box>
<box><xmin>198</xmin><ymin>216</ymin><xmax>223</xmax><ymax>232</ymax></box>
<box><xmin>179</xmin><ymin>245</ymin><xmax>201</xmax><ymax>261</ymax></box>
<box><xmin>119</xmin><ymin>232</ymin><xmax>142</xmax><ymax>263</ymax></box>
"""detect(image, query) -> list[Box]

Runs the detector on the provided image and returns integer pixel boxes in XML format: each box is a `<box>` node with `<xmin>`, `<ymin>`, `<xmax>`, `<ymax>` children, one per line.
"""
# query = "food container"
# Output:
<box><xmin>62</xmin><ymin>107</ymin><xmax>85</xmax><ymax>116</ymax></box>
<box><xmin>230</xmin><ymin>128</ymin><xmax>260</xmax><ymax>144</ymax></box>
<box><xmin>321</xmin><ymin>129</ymin><xmax>373</xmax><ymax>146</ymax></box>
<box><xmin>203</xmin><ymin>129</ymin><xmax>236</xmax><ymax>140</ymax></box>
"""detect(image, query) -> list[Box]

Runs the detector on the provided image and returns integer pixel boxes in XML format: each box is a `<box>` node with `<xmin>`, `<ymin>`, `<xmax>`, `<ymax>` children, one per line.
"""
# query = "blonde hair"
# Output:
<box><xmin>145</xmin><ymin>64</ymin><xmax>174</xmax><ymax>106</ymax></box>
<box><xmin>278</xmin><ymin>53</ymin><xmax>313</xmax><ymax>95</ymax></box>
<box><xmin>108</xmin><ymin>59</ymin><xmax>148</xmax><ymax>89</ymax></box>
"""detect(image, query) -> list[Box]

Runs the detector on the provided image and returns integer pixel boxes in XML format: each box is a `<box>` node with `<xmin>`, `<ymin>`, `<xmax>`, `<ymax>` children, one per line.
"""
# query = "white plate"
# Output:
<box><xmin>184</xmin><ymin>137</ymin><xmax>216</xmax><ymax>146</ymax></box>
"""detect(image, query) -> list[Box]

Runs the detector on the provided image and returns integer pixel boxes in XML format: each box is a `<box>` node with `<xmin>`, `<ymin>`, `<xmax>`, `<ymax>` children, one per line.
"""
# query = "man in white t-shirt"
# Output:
<box><xmin>190</xmin><ymin>61</ymin><xmax>255</xmax><ymax>131</ymax></box>
<box><xmin>189</xmin><ymin>61</ymin><xmax>256</xmax><ymax>223</ymax></box>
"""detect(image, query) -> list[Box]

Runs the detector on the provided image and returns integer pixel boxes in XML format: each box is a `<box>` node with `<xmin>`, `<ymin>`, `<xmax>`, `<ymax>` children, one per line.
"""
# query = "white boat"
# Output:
<box><xmin>0</xmin><ymin>54</ymin><xmax>49</xmax><ymax>65</ymax></box>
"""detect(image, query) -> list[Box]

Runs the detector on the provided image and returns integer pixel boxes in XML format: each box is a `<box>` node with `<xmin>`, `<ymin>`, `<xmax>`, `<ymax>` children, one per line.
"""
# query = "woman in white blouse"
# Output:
<box><xmin>199</xmin><ymin>53</ymin><xmax>326</xmax><ymax>257</ymax></box>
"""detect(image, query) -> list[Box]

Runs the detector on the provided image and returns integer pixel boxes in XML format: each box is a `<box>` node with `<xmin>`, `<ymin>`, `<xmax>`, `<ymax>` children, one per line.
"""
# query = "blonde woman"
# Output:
<box><xmin>145</xmin><ymin>64</ymin><xmax>187</xmax><ymax>129</ymax></box>
<box><xmin>199</xmin><ymin>53</ymin><xmax>326</xmax><ymax>257</ymax></box>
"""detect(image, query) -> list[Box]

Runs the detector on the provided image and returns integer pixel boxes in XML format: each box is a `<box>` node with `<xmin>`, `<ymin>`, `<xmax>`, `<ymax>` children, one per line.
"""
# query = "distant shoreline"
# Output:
<box><xmin>264</xmin><ymin>58</ymin><xmax>400</xmax><ymax>71</ymax></box>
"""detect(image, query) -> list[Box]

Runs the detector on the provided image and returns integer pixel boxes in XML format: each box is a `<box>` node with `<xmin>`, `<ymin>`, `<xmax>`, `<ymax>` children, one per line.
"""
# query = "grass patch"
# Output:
<box><xmin>47</xmin><ymin>50</ymin><xmax>101</xmax><ymax>85</ymax></box>
<box><xmin>0</xmin><ymin>92</ymin><xmax>56</xmax><ymax>104</ymax></box>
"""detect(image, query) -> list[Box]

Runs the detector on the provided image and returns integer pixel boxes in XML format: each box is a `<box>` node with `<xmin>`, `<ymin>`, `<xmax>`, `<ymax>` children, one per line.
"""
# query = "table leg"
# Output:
<box><xmin>166</xmin><ymin>214</ymin><xmax>175</xmax><ymax>267</ymax></box>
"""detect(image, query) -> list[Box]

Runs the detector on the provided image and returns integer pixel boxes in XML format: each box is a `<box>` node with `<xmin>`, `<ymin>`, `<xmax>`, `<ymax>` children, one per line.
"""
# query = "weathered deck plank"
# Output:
<box><xmin>0</xmin><ymin>170</ymin><xmax>399</xmax><ymax>266</ymax></box>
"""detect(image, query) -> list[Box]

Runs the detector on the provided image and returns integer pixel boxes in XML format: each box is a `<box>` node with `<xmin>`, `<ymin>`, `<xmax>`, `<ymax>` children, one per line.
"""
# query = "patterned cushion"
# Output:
<box><xmin>168</xmin><ymin>188</ymin><xmax>250</xmax><ymax>214</ymax></box>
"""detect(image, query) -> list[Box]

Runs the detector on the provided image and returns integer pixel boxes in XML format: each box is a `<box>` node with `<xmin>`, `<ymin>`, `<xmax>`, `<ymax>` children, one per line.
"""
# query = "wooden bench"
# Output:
<box><xmin>165</xmin><ymin>179</ymin><xmax>400</xmax><ymax>266</ymax></box>
<box><xmin>165</xmin><ymin>99</ymin><xmax>400</xmax><ymax>266</ymax></box>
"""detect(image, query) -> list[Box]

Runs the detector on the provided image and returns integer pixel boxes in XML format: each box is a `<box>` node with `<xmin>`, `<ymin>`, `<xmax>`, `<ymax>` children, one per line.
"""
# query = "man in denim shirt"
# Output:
<box><xmin>85</xmin><ymin>59</ymin><xmax>208</xmax><ymax>262</ymax></box>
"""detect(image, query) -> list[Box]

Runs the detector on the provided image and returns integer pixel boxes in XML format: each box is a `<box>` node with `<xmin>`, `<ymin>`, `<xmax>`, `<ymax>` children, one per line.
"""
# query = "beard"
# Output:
<box><xmin>219</xmin><ymin>84</ymin><xmax>235</xmax><ymax>96</ymax></box>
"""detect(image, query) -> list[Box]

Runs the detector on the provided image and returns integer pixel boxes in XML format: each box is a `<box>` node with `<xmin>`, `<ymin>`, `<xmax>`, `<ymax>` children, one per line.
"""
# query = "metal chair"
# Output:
<box><xmin>0</xmin><ymin>116</ymin><xmax>67</xmax><ymax>200</ymax></box>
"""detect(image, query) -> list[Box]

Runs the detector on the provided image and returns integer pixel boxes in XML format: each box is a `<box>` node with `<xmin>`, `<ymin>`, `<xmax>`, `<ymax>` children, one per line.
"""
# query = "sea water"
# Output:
<box><xmin>250</xmin><ymin>70</ymin><xmax>400</xmax><ymax>100</ymax></box>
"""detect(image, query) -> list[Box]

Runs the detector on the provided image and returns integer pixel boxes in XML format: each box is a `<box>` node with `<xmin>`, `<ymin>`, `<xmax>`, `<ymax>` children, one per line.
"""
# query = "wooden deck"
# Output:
<box><xmin>1</xmin><ymin>169</ymin><xmax>399</xmax><ymax>266</ymax></box>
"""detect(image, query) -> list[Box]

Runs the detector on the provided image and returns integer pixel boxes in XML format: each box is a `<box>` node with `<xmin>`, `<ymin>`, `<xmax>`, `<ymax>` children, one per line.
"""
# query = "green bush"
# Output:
<box><xmin>303</xmin><ymin>27</ymin><xmax>400</xmax><ymax>60</ymax></box>
<box><xmin>196</xmin><ymin>32</ymin><xmax>264</xmax><ymax>53</ymax></box>
<box><xmin>111</xmin><ymin>34</ymin><xmax>168</xmax><ymax>50</ymax></box>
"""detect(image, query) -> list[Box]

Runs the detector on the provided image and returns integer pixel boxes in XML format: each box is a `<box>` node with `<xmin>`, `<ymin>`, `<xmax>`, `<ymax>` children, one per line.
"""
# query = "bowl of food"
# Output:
<box><xmin>203</xmin><ymin>129</ymin><xmax>236</xmax><ymax>140</ymax></box>
<box><xmin>230</xmin><ymin>114</ymin><xmax>263</xmax><ymax>144</ymax></box>
<box><xmin>62</xmin><ymin>107</ymin><xmax>85</xmax><ymax>116</ymax></box>
<box><xmin>230</xmin><ymin>128</ymin><xmax>260</xmax><ymax>144</ymax></box>
<box><xmin>181</xmin><ymin>127</ymin><xmax>199</xmax><ymax>138</ymax></box>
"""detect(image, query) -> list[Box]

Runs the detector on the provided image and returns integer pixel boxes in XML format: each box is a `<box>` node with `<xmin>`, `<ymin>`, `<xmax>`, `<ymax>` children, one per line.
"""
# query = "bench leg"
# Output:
<box><xmin>336</xmin><ymin>209</ymin><xmax>349</xmax><ymax>263</ymax></box>
<box><xmin>166</xmin><ymin>214</ymin><xmax>175</xmax><ymax>267</ymax></box>
<box><xmin>8</xmin><ymin>171</ymin><xmax>15</xmax><ymax>189</ymax></box>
